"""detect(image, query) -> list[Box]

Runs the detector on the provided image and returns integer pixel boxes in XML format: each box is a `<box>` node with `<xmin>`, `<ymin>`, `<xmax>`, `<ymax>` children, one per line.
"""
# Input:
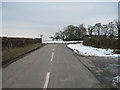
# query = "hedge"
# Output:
<box><xmin>83</xmin><ymin>36</ymin><xmax>118</xmax><ymax>49</ymax></box>
<box><xmin>2</xmin><ymin>37</ymin><xmax>42</xmax><ymax>50</ymax></box>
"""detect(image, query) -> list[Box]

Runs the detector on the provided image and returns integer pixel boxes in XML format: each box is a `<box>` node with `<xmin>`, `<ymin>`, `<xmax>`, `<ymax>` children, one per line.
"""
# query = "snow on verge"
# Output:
<box><xmin>67</xmin><ymin>44</ymin><xmax>119</xmax><ymax>57</ymax></box>
<box><xmin>112</xmin><ymin>76</ymin><xmax>120</xmax><ymax>88</ymax></box>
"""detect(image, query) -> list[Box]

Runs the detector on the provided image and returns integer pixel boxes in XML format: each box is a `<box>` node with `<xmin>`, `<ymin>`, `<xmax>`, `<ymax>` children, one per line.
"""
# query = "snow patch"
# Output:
<box><xmin>67</xmin><ymin>44</ymin><xmax>119</xmax><ymax>57</ymax></box>
<box><xmin>112</xmin><ymin>76</ymin><xmax>120</xmax><ymax>88</ymax></box>
<box><xmin>42</xmin><ymin>40</ymin><xmax>83</xmax><ymax>44</ymax></box>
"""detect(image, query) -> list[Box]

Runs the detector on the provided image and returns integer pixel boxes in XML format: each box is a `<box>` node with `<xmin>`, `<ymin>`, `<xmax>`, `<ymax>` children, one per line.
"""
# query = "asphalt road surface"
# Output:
<box><xmin>3</xmin><ymin>44</ymin><xmax>102</xmax><ymax>88</ymax></box>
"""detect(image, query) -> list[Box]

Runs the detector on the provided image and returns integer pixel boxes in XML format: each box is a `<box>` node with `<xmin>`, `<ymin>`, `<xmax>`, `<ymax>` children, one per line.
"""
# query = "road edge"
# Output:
<box><xmin>2</xmin><ymin>44</ymin><xmax>46</xmax><ymax>68</ymax></box>
<box><xmin>66</xmin><ymin>44</ymin><xmax>112</xmax><ymax>88</ymax></box>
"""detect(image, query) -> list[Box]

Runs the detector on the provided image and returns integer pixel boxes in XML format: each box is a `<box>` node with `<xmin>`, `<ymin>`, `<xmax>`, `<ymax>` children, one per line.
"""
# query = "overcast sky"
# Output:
<box><xmin>2</xmin><ymin>2</ymin><xmax>118</xmax><ymax>38</ymax></box>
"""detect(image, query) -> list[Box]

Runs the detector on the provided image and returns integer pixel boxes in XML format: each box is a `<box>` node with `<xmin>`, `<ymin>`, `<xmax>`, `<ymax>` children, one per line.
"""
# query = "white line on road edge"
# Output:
<box><xmin>43</xmin><ymin>72</ymin><xmax>50</xmax><ymax>89</ymax></box>
<box><xmin>50</xmin><ymin>52</ymin><xmax>54</xmax><ymax>62</ymax></box>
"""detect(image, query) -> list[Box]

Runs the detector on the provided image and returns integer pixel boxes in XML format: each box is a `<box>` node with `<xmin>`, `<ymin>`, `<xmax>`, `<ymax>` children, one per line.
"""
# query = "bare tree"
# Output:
<box><xmin>88</xmin><ymin>25</ymin><xmax>94</xmax><ymax>37</ymax></box>
<box><xmin>95</xmin><ymin>23</ymin><xmax>101</xmax><ymax>36</ymax></box>
<box><xmin>108</xmin><ymin>22</ymin><xmax>115</xmax><ymax>37</ymax></box>
<box><xmin>113</xmin><ymin>20</ymin><xmax>119</xmax><ymax>36</ymax></box>
<box><xmin>55</xmin><ymin>32</ymin><xmax>61</xmax><ymax>40</ymax></box>
<box><xmin>101</xmin><ymin>24</ymin><xmax>108</xmax><ymax>36</ymax></box>
<box><xmin>78</xmin><ymin>24</ymin><xmax>86</xmax><ymax>39</ymax></box>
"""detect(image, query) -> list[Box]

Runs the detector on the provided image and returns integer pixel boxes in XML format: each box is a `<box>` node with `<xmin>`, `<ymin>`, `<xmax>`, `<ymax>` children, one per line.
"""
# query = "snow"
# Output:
<box><xmin>112</xmin><ymin>76</ymin><xmax>120</xmax><ymax>88</ymax></box>
<box><xmin>67</xmin><ymin>44</ymin><xmax>119</xmax><ymax>57</ymax></box>
<box><xmin>42</xmin><ymin>40</ymin><xmax>83</xmax><ymax>44</ymax></box>
<box><xmin>112</xmin><ymin>76</ymin><xmax>120</xmax><ymax>83</ymax></box>
<box><xmin>43</xmin><ymin>40</ymin><xmax>64</xmax><ymax>43</ymax></box>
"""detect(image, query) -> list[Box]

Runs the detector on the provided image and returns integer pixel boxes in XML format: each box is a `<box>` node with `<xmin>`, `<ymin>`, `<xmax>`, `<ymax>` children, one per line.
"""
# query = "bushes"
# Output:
<box><xmin>83</xmin><ymin>36</ymin><xmax>118</xmax><ymax>49</ymax></box>
<box><xmin>2</xmin><ymin>37</ymin><xmax>42</xmax><ymax>50</ymax></box>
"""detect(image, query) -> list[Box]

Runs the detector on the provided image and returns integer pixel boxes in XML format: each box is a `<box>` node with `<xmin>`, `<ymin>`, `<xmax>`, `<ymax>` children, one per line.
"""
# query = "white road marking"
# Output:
<box><xmin>50</xmin><ymin>52</ymin><xmax>54</xmax><ymax>62</ymax></box>
<box><xmin>53</xmin><ymin>48</ymin><xmax>55</xmax><ymax>51</ymax></box>
<box><xmin>53</xmin><ymin>47</ymin><xmax>55</xmax><ymax>52</ymax></box>
<box><xmin>43</xmin><ymin>72</ymin><xmax>50</xmax><ymax>88</ymax></box>
<box><xmin>53</xmin><ymin>45</ymin><xmax>56</xmax><ymax>51</ymax></box>
<box><xmin>50</xmin><ymin>46</ymin><xmax>55</xmax><ymax>62</ymax></box>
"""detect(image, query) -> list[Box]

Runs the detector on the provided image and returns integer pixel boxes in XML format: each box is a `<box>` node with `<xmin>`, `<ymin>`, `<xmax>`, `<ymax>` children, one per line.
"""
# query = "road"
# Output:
<box><xmin>3</xmin><ymin>44</ymin><xmax>102</xmax><ymax>88</ymax></box>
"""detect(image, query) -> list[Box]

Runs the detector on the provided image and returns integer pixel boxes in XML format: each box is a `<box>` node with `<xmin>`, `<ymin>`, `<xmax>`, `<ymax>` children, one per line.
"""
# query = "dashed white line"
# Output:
<box><xmin>43</xmin><ymin>72</ymin><xmax>50</xmax><ymax>88</ymax></box>
<box><xmin>53</xmin><ymin>47</ymin><xmax>55</xmax><ymax>52</ymax></box>
<box><xmin>50</xmin><ymin>52</ymin><xmax>54</xmax><ymax>62</ymax></box>
<box><xmin>43</xmin><ymin>46</ymin><xmax>55</xmax><ymax>89</ymax></box>
<box><xmin>53</xmin><ymin>48</ymin><xmax>54</xmax><ymax>51</ymax></box>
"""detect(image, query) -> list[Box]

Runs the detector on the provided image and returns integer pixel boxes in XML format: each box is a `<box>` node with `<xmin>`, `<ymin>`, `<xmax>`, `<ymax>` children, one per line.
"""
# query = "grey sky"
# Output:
<box><xmin>2</xmin><ymin>2</ymin><xmax>118</xmax><ymax>38</ymax></box>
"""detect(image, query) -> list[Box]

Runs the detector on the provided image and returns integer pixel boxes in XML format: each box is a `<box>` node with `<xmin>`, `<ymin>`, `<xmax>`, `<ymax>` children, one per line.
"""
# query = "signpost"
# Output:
<box><xmin>40</xmin><ymin>34</ymin><xmax>43</xmax><ymax>43</ymax></box>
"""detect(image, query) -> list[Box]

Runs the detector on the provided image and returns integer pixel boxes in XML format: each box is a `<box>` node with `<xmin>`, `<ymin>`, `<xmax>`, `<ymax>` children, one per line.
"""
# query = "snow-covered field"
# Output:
<box><xmin>42</xmin><ymin>40</ymin><xmax>83</xmax><ymax>44</ymax></box>
<box><xmin>67</xmin><ymin>44</ymin><xmax>119</xmax><ymax>57</ymax></box>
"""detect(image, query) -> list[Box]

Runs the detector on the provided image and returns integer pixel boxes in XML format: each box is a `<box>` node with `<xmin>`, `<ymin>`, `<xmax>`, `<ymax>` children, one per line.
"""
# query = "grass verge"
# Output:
<box><xmin>2</xmin><ymin>43</ymin><xmax>43</xmax><ymax>64</ymax></box>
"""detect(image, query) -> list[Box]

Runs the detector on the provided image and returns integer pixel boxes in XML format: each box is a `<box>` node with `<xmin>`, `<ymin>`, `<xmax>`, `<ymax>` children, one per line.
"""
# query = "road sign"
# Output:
<box><xmin>40</xmin><ymin>34</ymin><xmax>43</xmax><ymax>38</ymax></box>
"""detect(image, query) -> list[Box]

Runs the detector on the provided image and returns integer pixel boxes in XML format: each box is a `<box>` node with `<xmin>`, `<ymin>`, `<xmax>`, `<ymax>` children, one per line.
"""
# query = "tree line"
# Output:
<box><xmin>54</xmin><ymin>20</ymin><xmax>119</xmax><ymax>41</ymax></box>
